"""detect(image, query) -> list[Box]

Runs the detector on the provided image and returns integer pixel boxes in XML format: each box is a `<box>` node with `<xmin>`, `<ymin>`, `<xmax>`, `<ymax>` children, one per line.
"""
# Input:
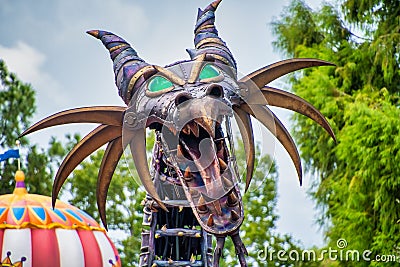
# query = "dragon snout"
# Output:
<box><xmin>174</xmin><ymin>83</ymin><xmax>224</xmax><ymax>105</ymax></box>
<box><xmin>173</xmin><ymin>95</ymin><xmax>231</xmax><ymax>130</ymax></box>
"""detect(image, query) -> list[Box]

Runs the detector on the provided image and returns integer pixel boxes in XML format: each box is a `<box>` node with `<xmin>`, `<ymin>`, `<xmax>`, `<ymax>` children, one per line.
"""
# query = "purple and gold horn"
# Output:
<box><xmin>87</xmin><ymin>30</ymin><xmax>151</xmax><ymax>104</ymax></box>
<box><xmin>86</xmin><ymin>30</ymin><xmax>168</xmax><ymax>212</ymax></box>
<box><xmin>187</xmin><ymin>0</ymin><xmax>237</xmax><ymax>73</ymax></box>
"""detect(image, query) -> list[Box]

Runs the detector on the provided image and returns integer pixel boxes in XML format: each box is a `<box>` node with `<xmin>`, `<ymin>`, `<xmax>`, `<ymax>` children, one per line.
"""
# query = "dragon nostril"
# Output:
<box><xmin>175</xmin><ymin>93</ymin><xmax>192</xmax><ymax>106</ymax></box>
<box><xmin>206</xmin><ymin>84</ymin><xmax>224</xmax><ymax>98</ymax></box>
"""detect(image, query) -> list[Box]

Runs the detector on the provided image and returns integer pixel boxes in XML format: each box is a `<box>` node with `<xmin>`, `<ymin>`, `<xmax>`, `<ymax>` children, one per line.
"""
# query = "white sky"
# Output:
<box><xmin>0</xmin><ymin>0</ymin><xmax>328</xmax><ymax>248</ymax></box>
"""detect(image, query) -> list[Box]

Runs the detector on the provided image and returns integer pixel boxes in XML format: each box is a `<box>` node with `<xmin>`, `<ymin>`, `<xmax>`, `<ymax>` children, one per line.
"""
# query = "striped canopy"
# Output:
<box><xmin>0</xmin><ymin>171</ymin><xmax>121</xmax><ymax>267</ymax></box>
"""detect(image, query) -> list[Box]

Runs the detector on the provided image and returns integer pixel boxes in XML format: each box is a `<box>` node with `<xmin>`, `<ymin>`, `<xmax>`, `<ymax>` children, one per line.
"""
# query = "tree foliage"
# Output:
<box><xmin>66</xmin><ymin>133</ymin><xmax>157</xmax><ymax>266</ymax></box>
<box><xmin>67</xmin><ymin>148</ymin><xmax>145</xmax><ymax>266</ymax></box>
<box><xmin>272</xmin><ymin>0</ymin><xmax>400</xmax><ymax>265</ymax></box>
<box><xmin>0</xmin><ymin>60</ymin><xmax>67</xmax><ymax>195</ymax></box>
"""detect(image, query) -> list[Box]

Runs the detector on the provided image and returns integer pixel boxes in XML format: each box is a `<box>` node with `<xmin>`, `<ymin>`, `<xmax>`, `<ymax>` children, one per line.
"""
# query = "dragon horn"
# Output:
<box><xmin>87</xmin><ymin>30</ymin><xmax>152</xmax><ymax>104</ymax></box>
<box><xmin>187</xmin><ymin>0</ymin><xmax>237</xmax><ymax>72</ymax></box>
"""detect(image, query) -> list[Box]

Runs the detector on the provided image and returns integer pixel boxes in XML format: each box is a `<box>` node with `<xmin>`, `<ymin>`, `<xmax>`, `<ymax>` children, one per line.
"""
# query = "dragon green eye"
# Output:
<box><xmin>199</xmin><ymin>64</ymin><xmax>221</xmax><ymax>81</ymax></box>
<box><xmin>148</xmin><ymin>76</ymin><xmax>174</xmax><ymax>93</ymax></box>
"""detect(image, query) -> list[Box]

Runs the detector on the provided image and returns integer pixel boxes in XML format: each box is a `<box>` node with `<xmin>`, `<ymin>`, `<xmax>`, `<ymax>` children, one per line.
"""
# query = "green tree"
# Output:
<box><xmin>0</xmin><ymin>59</ymin><xmax>66</xmax><ymax>195</ymax></box>
<box><xmin>66</xmin><ymin>133</ymin><xmax>156</xmax><ymax>266</ymax></box>
<box><xmin>272</xmin><ymin>0</ymin><xmax>400</xmax><ymax>266</ymax></box>
<box><xmin>68</xmin><ymin>149</ymin><xmax>145</xmax><ymax>266</ymax></box>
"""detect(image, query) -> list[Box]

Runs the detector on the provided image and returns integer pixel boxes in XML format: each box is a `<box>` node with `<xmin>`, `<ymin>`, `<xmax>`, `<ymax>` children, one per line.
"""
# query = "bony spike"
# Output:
<box><xmin>207</xmin><ymin>214</ymin><xmax>214</xmax><ymax>227</ymax></box>
<box><xmin>227</xmin><ymin>191</ymin><xmax>238</xmax><ymax>207</ymax></box>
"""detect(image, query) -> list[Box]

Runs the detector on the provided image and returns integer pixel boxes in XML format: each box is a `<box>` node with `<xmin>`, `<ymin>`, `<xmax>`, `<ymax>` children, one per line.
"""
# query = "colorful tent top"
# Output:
<box><xmin>0</xmin><ymin>170</ymin><xmax>121</xmax><ymax>267</ymax></box>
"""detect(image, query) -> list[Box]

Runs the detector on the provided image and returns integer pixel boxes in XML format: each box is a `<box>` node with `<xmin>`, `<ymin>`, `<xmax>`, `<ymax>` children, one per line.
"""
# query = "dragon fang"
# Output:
<box><xmin>21</xmin><ymin>1</ymin><xmax>336</xmax><ymax>266</ymax></box>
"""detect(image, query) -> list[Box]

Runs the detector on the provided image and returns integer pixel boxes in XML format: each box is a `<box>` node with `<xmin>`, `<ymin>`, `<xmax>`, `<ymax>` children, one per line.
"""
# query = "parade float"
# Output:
<box><xmin>19</xmin><ymin>0</ymin><xmax>336</xmax><ymax>265</ymax></box>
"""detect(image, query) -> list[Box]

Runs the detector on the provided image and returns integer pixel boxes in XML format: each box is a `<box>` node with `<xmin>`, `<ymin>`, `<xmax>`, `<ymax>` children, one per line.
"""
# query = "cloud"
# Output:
<box><xmin>0</xmin><ymin>42</ymin><xmax>70</xmax><ymax>115</ymax></box>
<box><xmin>54</xmin><ymin>0</ymin><xmax>149</xmax><ymax>39</ymax></box>
<box><xmin>0</xmin><ymin>42</ymin><xmax>45</xmax><ymax>85</ymax></box>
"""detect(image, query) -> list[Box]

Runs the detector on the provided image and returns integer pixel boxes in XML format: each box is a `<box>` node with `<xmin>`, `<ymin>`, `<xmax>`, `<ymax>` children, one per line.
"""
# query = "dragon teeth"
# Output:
<box><xmin>231</xmin><ymin>210</ymin><xmax>240</xmax><ymax>222</ymax></box>
<box><xmin>227</xmin><ymin>190</ymin><xmax>239</xmax><ymax>207</ymax></box>
<box><xmin>184</xmin><ymin>167</ymin><xmax>192</xmax><ymax>181</ymax></box>
<box><xmin>207</xmin><ymin>214</ymin><xmax>214</xmax><ymax>227</ymax></box>
<box><xmin>197</xmin><ymin>196</ymin><xmax>208</xmax><ymax>213</ymax></box>
<box><xmin>182</xmin><ymin>124</ymin><xmax>191</xmax><ymax>135</ymax></box>
<box><xmin>218</xmin><ymin>158</ymin><xmax>228</xmax><ymax>171</ymax></box>
<box><xmin>222</xmin><ymin>176</ymin><xmax>234</xmax><ymax>189</ymax></box>
<box><xmin>189</xmin><ymin>121</ymin><xmax>200</xmax><ymax>137</ymax></box>
<box><xmin>194</xmin><ymin>117</ymin><xmax>216</xmax><ymax>138</ymax></box>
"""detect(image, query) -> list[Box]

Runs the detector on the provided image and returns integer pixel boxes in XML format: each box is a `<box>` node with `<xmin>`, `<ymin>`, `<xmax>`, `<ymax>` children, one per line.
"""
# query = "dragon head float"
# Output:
<box><xmin>21</xmin><ymin>1</ymin><xmax>335</xmax><ymax>266</ymax></box>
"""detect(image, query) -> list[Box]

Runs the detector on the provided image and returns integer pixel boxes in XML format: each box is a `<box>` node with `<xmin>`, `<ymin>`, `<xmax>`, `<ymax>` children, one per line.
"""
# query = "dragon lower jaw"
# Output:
<box><xmin>156</xmin><ymin>117</ymin><xmax>244</xmax><ymax>236</ymax></box>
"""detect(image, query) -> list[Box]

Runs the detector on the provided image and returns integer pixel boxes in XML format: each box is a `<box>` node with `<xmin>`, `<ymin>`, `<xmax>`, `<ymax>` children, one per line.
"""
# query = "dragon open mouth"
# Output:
<box><xmin>156</xmin><ymin>115</ymin><xmax>235</xmax><ymax>203</ymax></box>
<box><xmin>176</xmin><ymin>118</ymin><xmax>230</xmax><ymax>200</ymax></box>
<box><xmin>151</xmin><ymin>114</ymin><xmax>244</xmax><ymax>235</ymax></box>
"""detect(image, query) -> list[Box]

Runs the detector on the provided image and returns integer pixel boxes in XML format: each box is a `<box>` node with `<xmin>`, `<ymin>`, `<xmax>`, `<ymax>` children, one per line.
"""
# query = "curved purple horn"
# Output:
<box><xmin>187</xmin><ymin>0</ymin><xmax>237</xmax><ymax>72</ymax></box>
<box><xmin>87</xmin><ymin>30</ymin><xmax>151</xmax><ymax>104</ymax></box>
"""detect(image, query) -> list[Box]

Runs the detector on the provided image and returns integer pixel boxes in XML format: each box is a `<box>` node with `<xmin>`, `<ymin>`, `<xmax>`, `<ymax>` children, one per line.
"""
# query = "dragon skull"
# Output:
<box><xmin>21</xmin><ymin>1</ymin><xmax>336</xmax><ymax>266</ymax></box>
